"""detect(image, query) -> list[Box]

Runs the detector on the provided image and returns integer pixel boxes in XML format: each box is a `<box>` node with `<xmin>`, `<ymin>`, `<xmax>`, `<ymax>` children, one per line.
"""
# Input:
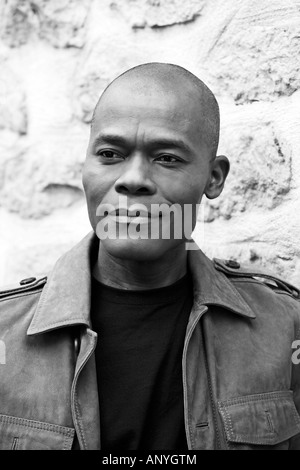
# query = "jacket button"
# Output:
<box><xmin>20</xmin><ymin>277</ymin><xmax>37</xmax><ymax>285</ymax></box>
<box><xmin>225</xmin><ymin>260</ymin><xmax>240</xmax><ymax>269</ymax></box>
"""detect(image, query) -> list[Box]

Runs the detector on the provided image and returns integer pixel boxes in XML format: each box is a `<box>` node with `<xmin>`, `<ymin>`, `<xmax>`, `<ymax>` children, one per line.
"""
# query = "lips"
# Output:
<box><xmin>107</xmin><ymin>207</ymin><xmax>162</xmax><ymax>224</ymax></box>
<box><xmin>112</xmin><ymin>208</ymin><xmax>152</xmax><ymax>218</ymax></box>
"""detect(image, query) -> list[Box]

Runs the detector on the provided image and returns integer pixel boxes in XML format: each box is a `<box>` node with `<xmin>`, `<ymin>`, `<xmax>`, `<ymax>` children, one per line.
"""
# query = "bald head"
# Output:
<box><xmin>91</xmin><ymin>62</ymin><xmax>220</xmax><ymax>159</ymax></box>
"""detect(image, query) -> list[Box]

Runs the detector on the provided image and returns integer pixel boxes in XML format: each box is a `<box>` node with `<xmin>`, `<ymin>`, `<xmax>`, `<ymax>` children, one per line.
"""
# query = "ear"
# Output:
<box><xmin>205</xmin><ymin>155</ymin><xmax>230</xmax><ymax>200</ymax></box>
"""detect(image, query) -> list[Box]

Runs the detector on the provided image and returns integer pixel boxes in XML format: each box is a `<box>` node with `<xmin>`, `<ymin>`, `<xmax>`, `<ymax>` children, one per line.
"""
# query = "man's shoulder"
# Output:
<box><xmin>0</xmin><ymin>275</ymin><xmax>48</xmax><ymax>302</ymax></box>
<box><xmin>213</xmin><ymin>257</ymin><xmax>300</xmax><ymax>303</ymax></box>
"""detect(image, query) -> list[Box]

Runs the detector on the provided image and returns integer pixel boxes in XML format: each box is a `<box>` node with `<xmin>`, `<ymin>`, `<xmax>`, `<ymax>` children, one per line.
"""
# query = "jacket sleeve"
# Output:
<box><xmin>289</xmin><ymin>308</ymin><xmax>300</xmax><ymax>450</ymax></box>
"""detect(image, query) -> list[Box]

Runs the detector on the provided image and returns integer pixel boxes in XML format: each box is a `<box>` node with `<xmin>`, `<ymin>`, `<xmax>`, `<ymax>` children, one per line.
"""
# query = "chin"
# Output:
<box><xmin>100</xmin><ymin>237</ymin><xmax>183</xmax><ymax>262</ymax></box>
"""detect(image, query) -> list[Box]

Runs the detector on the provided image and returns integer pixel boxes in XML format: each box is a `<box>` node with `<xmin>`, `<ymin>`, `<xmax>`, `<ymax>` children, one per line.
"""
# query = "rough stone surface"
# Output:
<box><xmin>0</xmin><ymin>126</ymin><xmax>86</xmax><ymax>217</ymax></box>
<box><xmin>205</xmin><ymin>106</ymin><xmax>292</xmax><ymax>222</ymax></box>
<box><xmin>0</xmin><ymin>0</ymin><xmax>90</xmax><ymax>48</ymax></box>
<box><xmin>207</xmin><ymin>2</ymin><xmax>300</xmax><ymax>104</ymax></box>
<box><xmin>0</xmin><ymin>62</ymin><xmax>27</xmax><ymax>134</ymax></box>
<box><xmin>0</xmin><ymin>205</ymin><xmax>91</xmax><ymax>284</ymax></box>
<box><xmin>0</xmin><ymin>0</ymin><xmax>299</xmax><ymax>286</ymax></box>
<box><xmin>110</xmin><ymin>0</ymin><xmax>205</xmax><ymax>28</ymax></box>
<box><xmin>0</xmin><ymin>0</ymin><xmax>34</xmax><ymax>47</ymax></box>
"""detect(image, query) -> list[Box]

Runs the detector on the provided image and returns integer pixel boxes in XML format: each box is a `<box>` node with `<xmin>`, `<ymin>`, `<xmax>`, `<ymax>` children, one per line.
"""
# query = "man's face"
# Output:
<box><xmin>82</xmin><ymin>79</ymin><xmax>213</xmax><ymax>261</ymax></box>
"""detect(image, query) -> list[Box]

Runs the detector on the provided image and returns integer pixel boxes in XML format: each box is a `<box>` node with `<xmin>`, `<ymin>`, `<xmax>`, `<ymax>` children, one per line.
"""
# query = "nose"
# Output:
<box><xmin>114</xmin><ymin>154</ymin><xmax>156</xmax><ymax>196</ymax></box>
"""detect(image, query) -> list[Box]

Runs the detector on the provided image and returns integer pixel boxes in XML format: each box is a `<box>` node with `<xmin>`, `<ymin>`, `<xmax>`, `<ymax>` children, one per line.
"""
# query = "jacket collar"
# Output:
<box><xmin>27</xmin><ymin>232</ymin><xmax>255</xmax><ymax>335</ymax></box>
<box><xmin>188</xmin><ymin>245</ymin><xmax>255</xmax><ymax>319</ymax></box>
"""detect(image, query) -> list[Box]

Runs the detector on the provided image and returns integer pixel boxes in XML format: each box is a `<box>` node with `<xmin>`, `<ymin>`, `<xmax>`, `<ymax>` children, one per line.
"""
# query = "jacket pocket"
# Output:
<box><xmin>0</xmin><ymin>414</ymin><xmax>75</xmax><ymax>450</ymax></box>
<box><xmin>218</xmin><ymin>390</ymin><xmax>300</xmax><ymax>449</ymax></box>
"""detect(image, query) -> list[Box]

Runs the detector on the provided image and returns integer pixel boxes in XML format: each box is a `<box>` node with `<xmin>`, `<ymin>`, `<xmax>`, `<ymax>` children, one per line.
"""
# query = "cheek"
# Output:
<box><xmin>82</xmin><ymin>162</ymin><xmax>111</xmax><ymax>206</ymax></box>
<box><xmin>163</xmin><ymin>176</ymin><xmax>206</xmax><ymax>207</ymax></box>
<box><xmin>82</xmin><ymin>162</ymin><xmax>116</xmax><ymax>230</ymax></box>
<box><xmin>161</xmin><ymin>174</ymin><xmax>207</xmax><ymax>233</ymax></box>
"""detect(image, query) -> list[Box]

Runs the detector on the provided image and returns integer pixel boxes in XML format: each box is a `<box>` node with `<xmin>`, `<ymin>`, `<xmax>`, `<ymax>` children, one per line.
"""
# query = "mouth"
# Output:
<box><xmin>114</xmin><ymin>208</ymin><xmax>151</xmax><ymax>218</ymax></box>
<box><xmin>107</xmin><ymin>208</ymin><xmax>161</xmax><ymax>224</ymax></box>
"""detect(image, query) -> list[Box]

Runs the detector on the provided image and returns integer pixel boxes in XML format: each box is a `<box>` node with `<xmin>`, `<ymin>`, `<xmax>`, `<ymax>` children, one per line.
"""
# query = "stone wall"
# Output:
<box><xmin>0</xmin><ymin>0</ymin><xmax>300</xmax><ymax>285</ymax></box>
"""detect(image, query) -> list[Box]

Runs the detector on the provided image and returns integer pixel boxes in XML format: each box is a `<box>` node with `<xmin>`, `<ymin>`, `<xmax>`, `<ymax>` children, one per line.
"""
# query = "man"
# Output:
<box><xmin>0</xmin><ymin>63</ymin><xmax>300</xmax><ymax>450</ymax></box>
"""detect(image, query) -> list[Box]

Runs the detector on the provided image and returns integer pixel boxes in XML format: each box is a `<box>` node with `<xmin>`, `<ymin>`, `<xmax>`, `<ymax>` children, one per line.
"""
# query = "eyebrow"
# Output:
<box><xmin>91</xmin><ymin>133</ymin><xmax>194</xmax><ymax>154</ymax></box>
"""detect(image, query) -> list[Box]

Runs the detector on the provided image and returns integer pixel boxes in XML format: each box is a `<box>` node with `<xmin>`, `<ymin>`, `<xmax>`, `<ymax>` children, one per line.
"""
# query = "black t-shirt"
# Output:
<box><xmin>91</xmin><ymin>271</ymin><xmax>193</xmax><ymax>450</ymax></box>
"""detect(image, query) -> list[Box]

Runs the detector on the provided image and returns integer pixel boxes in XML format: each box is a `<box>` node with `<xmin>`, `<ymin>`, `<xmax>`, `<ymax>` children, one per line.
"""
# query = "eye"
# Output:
<box><xmin>155</xmin><ymin>155</ymin><xmax>180</xmax><ymax>164</ymax></box>
<box><xmin>97</xmin><ymin>150</ymin><xmax>124</xmax><ymax>161</ymax></box>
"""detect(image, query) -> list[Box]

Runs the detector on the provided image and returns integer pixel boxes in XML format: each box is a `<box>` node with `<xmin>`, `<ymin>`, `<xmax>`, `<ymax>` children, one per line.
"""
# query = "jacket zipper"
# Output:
<box><xmin>201</xmin><ymin>325</ymin><xmax>222</xmax><ymax>449</ymax></box>
<box><xmin>71</xmin><ymin>329</ymin><xmax>97</xmax><ymax>450</ymax></box>
<box><xmin>182</xmin><ymin>305</ymin><xmax>208</xmax><ymax>450</ymax></box>
<box><xmin>201</xmin><ymin>324</ymin><xmax>230</xmax><ymax>450</ymax></box>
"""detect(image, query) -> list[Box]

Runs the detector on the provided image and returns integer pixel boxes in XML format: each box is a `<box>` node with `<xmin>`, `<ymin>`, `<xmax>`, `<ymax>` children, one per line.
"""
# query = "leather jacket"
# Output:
<box><xmin>0</xmin><ymin>231</ymin><xmax>300</xmax><ymax>450</ymax></box>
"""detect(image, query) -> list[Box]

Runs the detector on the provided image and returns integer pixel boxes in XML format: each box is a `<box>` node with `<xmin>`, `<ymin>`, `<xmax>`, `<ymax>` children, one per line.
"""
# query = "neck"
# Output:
<box><xmin>93</xmin><ymin>244</ymin><xmax>188</xmax><ymax>290</ymax></box>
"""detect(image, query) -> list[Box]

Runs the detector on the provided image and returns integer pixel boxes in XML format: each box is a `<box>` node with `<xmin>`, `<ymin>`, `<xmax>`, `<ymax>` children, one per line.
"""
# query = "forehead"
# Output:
<box><xmin>91</xmin><ymin>81</ymin><xmax>204</xmax><ymax>142</ymax></box>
